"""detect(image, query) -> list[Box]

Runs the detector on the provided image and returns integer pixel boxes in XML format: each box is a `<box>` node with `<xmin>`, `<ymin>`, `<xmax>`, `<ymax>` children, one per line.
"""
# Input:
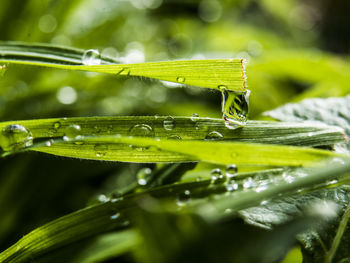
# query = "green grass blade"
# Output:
<box><xmin>0</xmin><ymin>117</ymin><xmax>346</xmax><ymax>166</ymax></box>
<box><xmin>0</xmin><ymin>116</ymin><xmax>345</xmax><ymax>146</ymax></box>
<box><xmin>0</xmin><ymin>41</ymin><xmax>119</xmax><ymax>65</ymax></box>
<box><xmin>0</xmin><ymin>42</ymin><xmax>245</xmax><ymax>90</ymax></box>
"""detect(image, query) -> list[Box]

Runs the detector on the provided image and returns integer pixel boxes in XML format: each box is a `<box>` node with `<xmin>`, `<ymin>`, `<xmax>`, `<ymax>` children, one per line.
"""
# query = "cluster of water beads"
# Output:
<box><xmin>0</xmin><ymin>124</ymin><xmax>33</xmax><ymax>151</ymax></box>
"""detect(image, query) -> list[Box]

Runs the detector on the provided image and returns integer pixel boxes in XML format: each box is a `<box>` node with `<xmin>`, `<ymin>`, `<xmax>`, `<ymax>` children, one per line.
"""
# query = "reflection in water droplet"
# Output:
<box><xmin>176</xmin><ymin>76</ymin><xmax>186</xmax><ymax>83</ymax></box>
<box><xmin>226</xmin><ymin>164</ymin><xmax>238</xmax><ymax>178</ymax></box>
<box><xmin>137</xmin><ymin>167</ymin><xmax>152</xmax><ymax>186</ymax></box>
<box><xmin>205</xmin><ymin>131</ymin><xmax>223</xmax><ymax>140</ymax></box>
<box><xmin>220</xmin><ymin>86</ymin><xmax>250</xmax><ymax>129</ymax></box>
<box><xmin>0</xmin><ymin>124</ymin><xmax>33</xmax><ymax>151</ymax></box>
<box><xmin>82</xmin><ymin>49</ymin><xmax>101</xmax><ymax>65</ymax></box>
<box><xmin>63</xmin><ymin>124</ymin><xmax>81</xmax><ymax>141</ymax></box>
<box><xmin>163</xmin><ymin>116</ymin><xmax>175</xmax><ymax>130</ymax></box>
<box><xmin>94</xmin><ymin>144</ymin><xmax>108</xmax><ymax>157</ymax></box>
<box><xmin>129</xmin><ymin>124</ymin><xmax>154</xmax><ymax>137</ymax></box>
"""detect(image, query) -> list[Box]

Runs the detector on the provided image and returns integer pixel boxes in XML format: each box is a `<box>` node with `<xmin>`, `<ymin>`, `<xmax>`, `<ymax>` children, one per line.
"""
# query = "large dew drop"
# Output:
<box><xmin>82</xmin><ymin>49</ymin><xmax>101</xmax><ymax>65</ymax></box>
<box><xmin>0</xmin><ymin>124</ymin><xmax>33</xmax><ymax>151</ymax></box>
<box><xmin>220</xmin><ymin>86</ymin><xmax>250</xmax><ymax>129</ymax></box>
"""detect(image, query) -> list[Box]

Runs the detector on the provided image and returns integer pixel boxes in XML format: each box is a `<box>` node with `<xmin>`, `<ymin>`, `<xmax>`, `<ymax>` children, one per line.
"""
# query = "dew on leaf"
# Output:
<box><xmin>129</xmin><ymin>124</ymin><xmax>154</xmax><ymax>137</ymax></box>
<box><xmin>82</xmin><ymin>49</ymin><xmax>101</xmax><ymax>65</ymax></box>
<box><xmin>0</xmin><ymin>124</ymin><xmax>33</xmax><ymax>151</ymax></box>
<box><xmin>94</xmin><ymin>144</ymin><xmax>108</xmax><ymax>157</ymax></box>
<box><xmin>163</xmin><ymin>116</ymin><xmax>175</xmax><ymax>130</ymax></box>
<box><xmin>205</xmin><ymin>131</ymin><xmax>223</xmax><ymax>140</ymax></box>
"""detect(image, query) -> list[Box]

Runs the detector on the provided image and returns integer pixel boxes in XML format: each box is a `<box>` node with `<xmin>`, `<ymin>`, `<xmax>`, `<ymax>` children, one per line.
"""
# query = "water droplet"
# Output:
<box><xmin>176</xmin><ymin>189</ymin><xmax>191</xmax><ymax>205</ymax></box>
<box><xmin>53</xmin><ymin>122</ymin><xmax>61</xmax><ymax>129</ymax></box>
<box><xmin>0</xmin><ymin>124</ymin><xmax>33</xmax><ymax>151</ymax></box>
<box><xmin>220</xmin><ymin>86</ymin><xmax>250</xmax><ymax>129</ymax></box>
<box><xmin>176</xmin><ymin>76</ymin><xmax>186</xmax><ymax>83</ymax></box>
<box><xmin>45</xmin><ymin>140</ymin><xmax>52</xmax><ymax>147</ymax></box>
<box><xmin>224</xmin><ymin>208</ymin><xmax>233</xmax><ymax>214</ymax></box>
<box><xmin>205</xmin><ymin>131</ymin><xmax>223</xmax><ymax>140</ymax></box>
<box><xmin>0</xmin><ymin>64</ymin><xmax>7</xmax><ymax>77</ymax></box>
<box><xmin>110</xmin><ymin>213</ymin><xmax>120</xmax><ymax>220</ymax></box>
<box><xmin>210</xmin><ymin>168</ymin><xmax>226</xmax><ymax>184</ymax></box>
<box><xmin>167</xmin><ymin>135</ymin><xmax>181</xmax><ymax>140</ymax></box>
<box><xmin>97</xmin><ymin>194</ymin><xmax>109</xmax><ymax>203</ymax></box>
<box><xmin>226</xmin><ymin>164</ymin><xmax>238</xmax><ymax>178</ymax></box>
<box><xmin>63</xmin><ymin>124</ymin><xmax>81</xmax><ymax>141</ymax></box>
<box><xmin>94</xmin><ymin>144</ymin><xmax>108</xmax><ymax>157</ymax></box>
<box><xmin>190</xmin><ymin>113</ymin><xmax>199</xmax><ymax>122</ymax></box>
<box><xmin>137</xmin><ymin>167</ymin><xmax>152</xmax><ymax>186</ymax></box>
<box><xmin>243</xmin><ymin>177</ymin><xmax>254</xmax><ymax>189</ymax></box>
<box><xmin>129</xmin><ymin>124</ymin><xmax>154</xmax><ymax>137</ymax></box>
<box><xmin>163</xmin><ymin>116</ymin><xmax>175</xmax><ymax>130</ymax></box>
<box><xmin>282</xmin><ymin>172</ymin><xmax>295</xmax><ymax>184</ymax></box>
<box><xmin>226</xmin><ymin>181</ymin><xmax>239</xmax><ymax>192</ymax></box>
<box><xmin>82</xmin><ymin>49</ymin><xmax>101</xmax><ymax>65</ymax></box>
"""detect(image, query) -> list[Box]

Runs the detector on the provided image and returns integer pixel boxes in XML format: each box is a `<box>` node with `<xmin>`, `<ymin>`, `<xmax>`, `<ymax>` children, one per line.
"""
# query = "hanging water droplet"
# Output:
<box><xmin>163</xmin><ymin>116</ymin><xmax>175</xmax><ymax>130</ymax></box>
<box><xmin>220</xmin><ymin>86</ymin><xmax>250</xmax><ymax>129</ymax></box>
<box><xmin>129</xmin><ymin>124</ymin><xmax>154</xmax><ymax>137</ymax></box>
<box><xmin>110</xmin><ymin>213</ymin><xmax>120</xmax><ymax>220</ymax></box>
<box><xmin>94</xmin><ymin>144</ymin><xmax>108</xmax><ymax>157</ymax></box>
<box><xmin>210</xmin><ymin>168</ymin><xmax>226</xmax><ymax>184</ymax></box>
<box><xmin>137</xmin><ymin>167</ymin><xmax>152</xmax><ymax>186</ymax></box>
<box><xmin>82</xmin><ymin>49</ymin><xmax>101</xmax><ymax>65</ymax></box>
<box><xmin>176</xmin><ymin>189</ymin><xmax>191</xmax><ymax>205</ymax></box>
<box><xmin>282</xmin><ymin>171</ymin><xmax>295</xmax><ymax>184</ymax></box>
<box><xmin>205</xmin><ymin>131</ymin><xmax>223</xmax><ymax>140</ymax></box>
<box><xmin>0</xmin><ymin>124</ymin><xmax>33</xmax><ymax>151</ymax></box>
<box><xmin>63</xmin><ymin>124</ymin><xmax>81</xmax><ymax>141</ymax></box>
<box><xmin>176</xmin><ymin>76</ymin><xmax>186</xmax><ymax>83</ymax></box>
<box><xmin>226</xmin><ymin>164</ymin><xmax>238</xmax><ymax>178</ymax></box>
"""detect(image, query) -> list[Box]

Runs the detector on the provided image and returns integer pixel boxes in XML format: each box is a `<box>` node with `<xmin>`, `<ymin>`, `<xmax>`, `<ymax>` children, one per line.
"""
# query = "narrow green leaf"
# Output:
<box><xmin>0</xmin><ymin>42</ymin><xmax>245</xmax><ymax>91</ymax></box>
<box><xmin>0</xmin><ymin>117</ymin><xmax>346</xmax><ymax>166</ymax></box>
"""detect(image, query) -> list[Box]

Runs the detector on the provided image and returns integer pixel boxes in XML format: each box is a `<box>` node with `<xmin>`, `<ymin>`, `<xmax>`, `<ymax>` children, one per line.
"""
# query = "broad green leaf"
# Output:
<box><xmin>0</xmin><ymin>42</ymin><xmax>245</xmax><ymax>91</ymax></box>
<box><xmin>264</xmin><ymin>95</ymin><xmax>350</xmax><ymax>138</ymax></box>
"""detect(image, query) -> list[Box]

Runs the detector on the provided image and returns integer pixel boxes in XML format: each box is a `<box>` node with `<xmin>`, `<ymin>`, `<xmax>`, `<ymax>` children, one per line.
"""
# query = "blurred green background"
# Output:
<box><xmin>0</xmin><ymin>0</ymin><xmax>349</xmax><ymax>261</ymax></box>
